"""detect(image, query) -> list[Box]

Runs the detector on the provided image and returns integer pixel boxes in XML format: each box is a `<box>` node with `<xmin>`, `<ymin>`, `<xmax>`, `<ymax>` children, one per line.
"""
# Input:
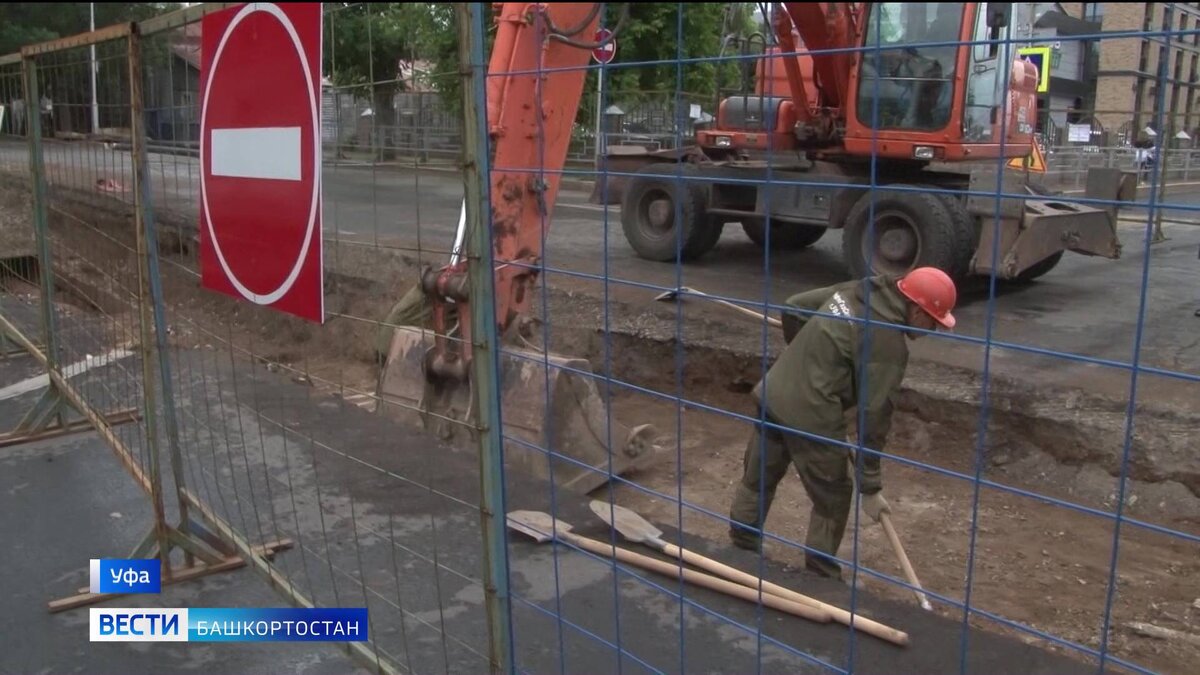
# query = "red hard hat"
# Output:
<box><xmin>897</xmin><ymin>267</ymin><xmax>957</xmax><ymax>329</ymax></box>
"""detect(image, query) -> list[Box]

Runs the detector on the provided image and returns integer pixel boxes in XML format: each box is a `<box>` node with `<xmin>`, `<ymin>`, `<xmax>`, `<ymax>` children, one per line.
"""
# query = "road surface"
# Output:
<box><xmin>2</xmin><ymin>138</ymin><xmax>1198</xmax><ymax>390</ymax></box>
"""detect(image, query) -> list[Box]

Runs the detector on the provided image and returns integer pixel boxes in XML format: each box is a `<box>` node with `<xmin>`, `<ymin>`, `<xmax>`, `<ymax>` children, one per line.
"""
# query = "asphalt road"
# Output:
<box><xmin>3</xmin><ymin>139</ymin><xmax>1199</xmax><ymax>392</ymax></box>
<box><xmin>322</xmin><ymin>162</ymin><xmax>1200</xmax><ymax>387</ymax></box>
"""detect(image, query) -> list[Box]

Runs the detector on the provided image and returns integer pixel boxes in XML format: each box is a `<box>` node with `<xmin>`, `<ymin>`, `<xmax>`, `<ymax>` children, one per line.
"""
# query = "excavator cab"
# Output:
<box><xmin>688</xmin><ymin>3</ymin><xmax>1034</xmax><ymax>163</ymax></box>
<box><xmin>844</xmin><ymin>2</ymin><xmax>1033</xmax><ymax>161</ymax></box>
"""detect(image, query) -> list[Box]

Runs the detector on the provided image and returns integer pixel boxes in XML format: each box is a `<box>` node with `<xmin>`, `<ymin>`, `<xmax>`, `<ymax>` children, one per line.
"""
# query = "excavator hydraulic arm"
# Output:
<box><xmin>768</xmin><ymin>2</ymin><xmax>864</xmax><ymax>143</ymax></box>
<box><xmin>378</xmin><ymin>3</ymin><xmax>658</xmax><ymax>495</ymax></box>
<box><xmin>485</xmin><ymin>3</ymin><xmax>599</xmax><ymax>334</ymax></box>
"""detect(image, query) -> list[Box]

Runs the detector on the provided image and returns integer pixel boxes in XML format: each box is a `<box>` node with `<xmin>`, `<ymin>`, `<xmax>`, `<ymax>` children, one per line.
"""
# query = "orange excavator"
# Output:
<box><xmin>602</xmin><ymin>2</ymin><xmax>1130</xmax><ymax>282</ymax></box>
<box><xmin>378</xmin><ymin>3</ymin><xmax>1130</xmax><ymax>494</ymax></box>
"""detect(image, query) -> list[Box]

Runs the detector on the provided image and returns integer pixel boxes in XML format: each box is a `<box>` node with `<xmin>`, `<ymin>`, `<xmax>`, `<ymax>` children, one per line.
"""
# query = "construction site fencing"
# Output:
<box><xmin>0</xmin><ymin>3</ymin><xmax>1198</xmax><ymax>675</ymax></box>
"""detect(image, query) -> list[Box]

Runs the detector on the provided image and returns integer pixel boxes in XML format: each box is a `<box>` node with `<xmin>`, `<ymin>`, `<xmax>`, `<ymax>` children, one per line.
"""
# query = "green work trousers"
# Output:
<box><xmin>728</xmin><ymin>411</ymin><xmax>853</xmax><ymax>579</ymax></box>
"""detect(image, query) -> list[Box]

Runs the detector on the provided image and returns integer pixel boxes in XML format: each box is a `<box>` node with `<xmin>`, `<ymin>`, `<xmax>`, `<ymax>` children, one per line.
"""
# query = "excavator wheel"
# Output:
<box><xmin>925</xmin><ymin>188</ymin><xmax>978</xmax><ymax>281</ymax></box>
<box><xmin>621</xmin><ymin>163</ymin><xmax>721</xmax><ymax>262</ymax></box>
<box><xmin>741</xmin><ymin>219</ymin><xmax>826</xmax><ymax>250</ymax></box>
<box><xmin>841</xmin><ymin>187</ymin><xmax>960</xmax><ymax>279</ymax></box>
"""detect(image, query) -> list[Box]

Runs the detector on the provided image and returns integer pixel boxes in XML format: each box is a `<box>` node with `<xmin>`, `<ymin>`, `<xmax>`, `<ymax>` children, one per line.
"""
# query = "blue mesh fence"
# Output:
<box><xmin>2</xmin><ymin>3</ymin><xmax>1198</xmax><ymax>675</ymax></box>
<box><xmin>471</xmin><ymin>3</ymin><xmax>1200</xmax><ymax>675</ymax></box>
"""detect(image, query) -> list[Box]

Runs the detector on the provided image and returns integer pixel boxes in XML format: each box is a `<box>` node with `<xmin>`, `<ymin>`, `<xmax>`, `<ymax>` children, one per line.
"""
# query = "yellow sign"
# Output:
<box><xmin>1006</xmin><ymin>141</ymin><xmax>1046</xmax><ymax>173</ymax></box>
<box><xmin>1018</xmin><ymin>46</ymin><xmax>1052</xmax><ymax>94</ymax></box>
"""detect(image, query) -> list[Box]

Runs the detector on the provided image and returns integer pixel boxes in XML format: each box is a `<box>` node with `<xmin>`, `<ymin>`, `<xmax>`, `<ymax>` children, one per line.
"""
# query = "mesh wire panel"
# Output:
<box><xmin>1</xmin><ymin>4</ymin><xmax>1199</xmax><ymax>675</ymax></box>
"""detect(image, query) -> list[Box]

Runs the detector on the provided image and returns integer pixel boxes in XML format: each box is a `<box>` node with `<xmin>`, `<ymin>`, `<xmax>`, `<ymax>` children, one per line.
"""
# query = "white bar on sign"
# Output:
<box><xmin>210</xmin><ymin>126</ymin><xmax>301</xmax><ymax>181</ymax></box>
<box><xmin>89</xmin><ymin>559</ymin><xmax>101</xmax><ymax>594</ymax></box>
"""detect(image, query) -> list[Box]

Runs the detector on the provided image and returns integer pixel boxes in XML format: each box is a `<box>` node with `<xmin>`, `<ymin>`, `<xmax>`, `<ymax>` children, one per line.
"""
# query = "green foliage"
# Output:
<box><xmin>410</xmin><ymin>4</ymin><xmax>492</xmax><ymax>117</ymax></box>
<box><xmin>603</xmin><ymin>4</ymin><xmax>755</xmax><ymax>97</ymax></box>
<box><xmin>321</xmin><ymin>3</ymin><xmax>765</xmax><ymax>126</ymax></box>
<box><xmin>578</xmin><ymin>3</ymin><xmax>761</xmax><ymax>127</ymax></box>
<box><xmin>0</xmin><ymin>3</ymin><xmax>181</xmax><ymax>55</ymax></box>
<box><xmin>324</xmin><ymin>3</ymin><xmax>460</xmax><ymax>97</ymax></box>
<box><xmin>324</xmin><ymin>3</ymin><xmax>468</xmax><ymax>158</ymax></box>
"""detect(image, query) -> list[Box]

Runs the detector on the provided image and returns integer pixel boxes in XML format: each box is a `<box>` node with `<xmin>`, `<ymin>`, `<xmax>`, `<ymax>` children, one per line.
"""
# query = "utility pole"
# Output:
<box><xmin>90</xmin><ymin>3</ymin><xmax>99</xmax><ymax>134</ymax></box>
<box><xmin>1152</xmin><ymin>4</ymin><xmax>1175</xmax><ymax>245</ymax></box>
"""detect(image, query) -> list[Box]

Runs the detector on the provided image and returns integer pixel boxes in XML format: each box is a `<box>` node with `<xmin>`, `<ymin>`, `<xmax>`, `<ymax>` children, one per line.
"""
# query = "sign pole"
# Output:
<box><xmin>590</xmin><ymin>27</ymin><xmax>616</xmax><ymax>163</ymax></box>
<box><xmin>594</xmin><ymin>67</ymin><xmax>603</xmax><ymax>161</ymax></box>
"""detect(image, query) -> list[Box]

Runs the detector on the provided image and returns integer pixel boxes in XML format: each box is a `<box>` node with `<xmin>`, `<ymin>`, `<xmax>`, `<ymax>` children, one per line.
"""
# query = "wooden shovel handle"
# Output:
<box><xmin>879</xmin><ymin>513</ymin><xmax>932</xmax><ymax>611</ymax></box>
<box><xmin>663</xmin><ymin>543</ymin><xmax>909</xmax><ymax>647</ymax></box>
<box><xmin>563</xmin><ymin>532</ymin><xmax>830</xmax><ymax>625</ymax></box>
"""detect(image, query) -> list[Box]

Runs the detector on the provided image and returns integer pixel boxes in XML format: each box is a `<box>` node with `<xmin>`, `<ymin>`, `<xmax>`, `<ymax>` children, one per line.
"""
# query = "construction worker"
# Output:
<box><xmin>728</xmin><ymin>267</ymin><xmax>957</xmax><ymax>581</ymax></box>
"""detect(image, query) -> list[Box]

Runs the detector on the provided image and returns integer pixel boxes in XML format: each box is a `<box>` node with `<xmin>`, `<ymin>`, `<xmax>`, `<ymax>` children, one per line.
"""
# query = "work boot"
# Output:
<box><xmin>804</xmin><ymin>557</ymin><xmax>867</xmax><ymax>591</ymax></box>
<box><xmin>728</xmin><ymin>524</ymin><xmax>763</xmax><ymax>553</ymax></box>
<box><xmin>804</xmin><ymin>555</ymin><xmax>841</xmax><ymax>580</ymax></box>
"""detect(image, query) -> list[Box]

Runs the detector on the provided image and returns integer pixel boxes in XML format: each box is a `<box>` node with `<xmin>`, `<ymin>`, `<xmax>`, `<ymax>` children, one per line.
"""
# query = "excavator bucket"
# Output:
<box><xmin>377</xmin><ymin>326</ymin><xmax>658</xmax><ymax>495</ymax></box>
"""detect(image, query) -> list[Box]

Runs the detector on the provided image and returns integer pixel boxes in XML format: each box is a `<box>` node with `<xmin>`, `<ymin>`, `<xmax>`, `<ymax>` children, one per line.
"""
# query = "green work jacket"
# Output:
<box><xmin>754</xmin><ymin>276</ymin><xmax>912</xmax><ymax>493</ymax></box>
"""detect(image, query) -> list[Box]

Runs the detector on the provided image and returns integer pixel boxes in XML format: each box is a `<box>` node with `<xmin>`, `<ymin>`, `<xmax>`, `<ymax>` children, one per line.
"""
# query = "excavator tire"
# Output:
<box><xmin>621</xmin><ymin>163</ymin><xmax>721</xmax><ymax>262</ymax></box>
<box><xmin>927</xmin><ymin>189</ymin><xmax>978</xmax><ymax>281</ymax></box>
<box><xmin>842</xmin><ymin>187</ymin><xmax>959</xmax><ymax>279</ymax></box>
<box><xmin>741</xmin><ymin>219</ymin><xmax>826</xmax><ymax>250</ymax></box>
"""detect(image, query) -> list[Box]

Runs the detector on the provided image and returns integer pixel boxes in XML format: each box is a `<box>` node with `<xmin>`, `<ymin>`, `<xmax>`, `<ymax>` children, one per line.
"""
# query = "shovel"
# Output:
<box><xmin>653</xmin><ymin>286</ymin><xmax>783</xmax><ymax>328</ymax></box>
<box><xmin>505</xmin><ymin>510</ymin><xmax>829</xmax><ymax>625</ymax></box>
<box><xmin>588</xmin><ymin>501</ymin><xmax>909</xmax><ymax>647</ymax></box>
<box><xmin>846</xmin><ymin>456</ymin><xmax>933</xmax><ymax>612</ymax></box>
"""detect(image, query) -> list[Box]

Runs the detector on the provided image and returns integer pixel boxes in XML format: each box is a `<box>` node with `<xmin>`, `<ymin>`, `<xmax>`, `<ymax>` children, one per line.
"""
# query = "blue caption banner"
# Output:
<box><xmin>89</xmin><ymin>559</ymin><xmax>161</xmax><ymax>594</ymax></box>
<box><xmin>188</xmin><ymin>608</ymin><xmax>369</xmax><ymax>642</ymax></box>
<box><xmin>90</xmin><ymin>608</ymin><xmax>370</xmax><ymax>642</ymax></box>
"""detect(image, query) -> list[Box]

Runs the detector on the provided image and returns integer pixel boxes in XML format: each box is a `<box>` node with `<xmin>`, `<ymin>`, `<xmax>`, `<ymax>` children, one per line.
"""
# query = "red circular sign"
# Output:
<box><xmin>199</xmin><ymin>3</ymin><xmax>323</xmax><ymax>321</ymax></box>
<box><xmin>592</xmin><ymin>28</ymin><xmax>617</xmax><ymax>64</ymax></box>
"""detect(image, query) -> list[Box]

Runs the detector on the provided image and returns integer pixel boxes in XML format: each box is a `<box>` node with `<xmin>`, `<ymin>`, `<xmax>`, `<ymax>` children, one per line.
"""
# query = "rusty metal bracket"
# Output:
<box><xmin>48</xmin><ymin>523</ymin><xmax>294</xmax><ymax>614</ymax></box>
<box><xmin>0</xmin><ymin>379</ymin><xmax>141</xmax><ymax>449</ymax></box>
<box><xmin>0</xmin><ymin>322</ymin><xmax>39</xmax><ymax>359</ymax></box>
<box><xmin>0</xmin><ymin>408</ymin><xmax>141</xmax><ymax>449</ymax></box>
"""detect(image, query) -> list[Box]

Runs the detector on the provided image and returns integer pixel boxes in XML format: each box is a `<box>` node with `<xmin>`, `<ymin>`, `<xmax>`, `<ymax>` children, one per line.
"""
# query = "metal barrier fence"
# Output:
<box><xmin>1</xmin><ymin>3</ymin><xmax>1199</xmax><ymax>675</ymax></box>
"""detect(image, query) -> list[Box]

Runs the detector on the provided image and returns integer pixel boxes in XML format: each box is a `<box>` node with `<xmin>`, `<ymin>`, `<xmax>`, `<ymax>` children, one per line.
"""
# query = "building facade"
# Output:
<box><xmin>1073</xmin><ymin>3</ymin><xmax>1200</xmax><ymax>145</ymax></box>
<box><xmin>1008</xmin><ymin>3</ymin><xmax>1200</xmax><ymax>146</ymax></box>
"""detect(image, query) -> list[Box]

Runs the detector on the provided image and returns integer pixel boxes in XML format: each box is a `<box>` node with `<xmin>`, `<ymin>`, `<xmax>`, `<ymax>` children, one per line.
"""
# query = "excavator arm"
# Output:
<box><xmin>419</xmin><ymin>3</ymin><xmax>602</xmax><ymax>379</ymax></box>
<box><xmin>776</xmin><ymin>3</ymin><xmax>863</xmax><ymax>113</ymax></box>
<box><xmin>379</xmin><ymin>3</ymin><xmax>657</xmax><ymax>495</ymax></box>
<box><xmin>484</xmin><ymin>3</ymin><xmax>603</xmax><ymax>334</ymax></box>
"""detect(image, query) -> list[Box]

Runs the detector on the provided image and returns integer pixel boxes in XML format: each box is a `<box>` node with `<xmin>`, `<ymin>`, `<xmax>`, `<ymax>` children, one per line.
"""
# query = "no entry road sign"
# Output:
<box><xmin>200</xmin><ymin>2</ymin><xmax>324</xmax><ymax>323</ymax></box>
<box><xmin>592</xmin><ymin>28</ymin><xmax>616</xmax><ymax>64</ymax></box>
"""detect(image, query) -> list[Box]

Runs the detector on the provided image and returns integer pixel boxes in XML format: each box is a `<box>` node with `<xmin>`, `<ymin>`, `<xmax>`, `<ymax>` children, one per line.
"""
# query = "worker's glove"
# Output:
<box><xmin>861</xmin><ymin>492</ymin><xmax>891</xmax><ymax>523</ymax></box>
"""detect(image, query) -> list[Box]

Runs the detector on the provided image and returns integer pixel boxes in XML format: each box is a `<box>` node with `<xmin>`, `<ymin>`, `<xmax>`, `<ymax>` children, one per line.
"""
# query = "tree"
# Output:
<box><xmin>0</xmin><ymin>3</ymin><xmax>181</xmax><ymax>55</ymax></box>
<box><xmin>605</xmin><ymin>4</ymin><xmax>757</xmax><ymax>96</ymax></box>
<box><xmin>321</xmin><ymin>3</ymin><xmax>767</xmax><ymax>153</ymax></box>
<box><xmin>323</xmin><ymin>3</ymin><xmax>461</xmax><ymax>160</ymax></box>
<box><xmin>418</xmin><ymin>4</ymin><xmax>761</xmax><ymax>128</ymax></box>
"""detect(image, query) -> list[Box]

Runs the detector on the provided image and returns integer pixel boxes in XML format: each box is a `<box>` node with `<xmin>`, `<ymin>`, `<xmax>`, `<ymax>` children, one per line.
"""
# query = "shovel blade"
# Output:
<box><xmin>589</xmin><ymin>500</ymin><xmax>663</xmax><ymax>544</ymax></box>
<box><xmin>506</xmin><ymin>510</ymin><xmax>572</xmax><ymax>544</ymax></box>
<box><xmin>378</xmin><ymin>327</ymin><xmax>658</xmax><ymax>495</ymax></box>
